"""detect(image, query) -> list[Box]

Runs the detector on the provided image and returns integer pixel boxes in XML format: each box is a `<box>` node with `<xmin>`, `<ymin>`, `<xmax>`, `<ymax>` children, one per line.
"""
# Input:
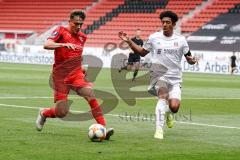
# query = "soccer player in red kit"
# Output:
<box><xmin>35</xmin><ymin>10</ymin><xmax>114</xmax><ymax>140</ymax></box>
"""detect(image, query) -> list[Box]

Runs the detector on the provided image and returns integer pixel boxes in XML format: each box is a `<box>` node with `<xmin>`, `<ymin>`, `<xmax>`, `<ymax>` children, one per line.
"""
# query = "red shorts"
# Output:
<box><xmin>52</xmin><ymin>69</ymin><xmax>92</xmax><ymax>103</ymax></box>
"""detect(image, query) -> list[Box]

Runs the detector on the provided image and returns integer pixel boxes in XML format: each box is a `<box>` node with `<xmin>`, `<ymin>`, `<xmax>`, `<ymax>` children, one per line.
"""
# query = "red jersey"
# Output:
<box><xmin>48</xmin><ymin>26</ymin><xmax>87</xmax><ymax>69</ymax></box>
<box><xmin>48</xmin><ymin>26</ymin><xmax>90</xmax><ymax>94</ymax></box>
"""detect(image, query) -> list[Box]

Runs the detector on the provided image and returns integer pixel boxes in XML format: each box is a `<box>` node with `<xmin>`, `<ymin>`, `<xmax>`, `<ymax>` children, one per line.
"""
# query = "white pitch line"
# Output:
<box><xmin>176</xmin><ymin>121</ymin><xmax>240</xmax><ymax>130</ymax></box>
<box><xmin>0</xmin><ymin>96</ymin><xmax>54</xmax><ymax>99</ymax></box>
<box><xmin>0</xmin><ymin>103</ymin><xmax>38</xmax><ymax>109</ymax></box>
<box><xmin>0</xmin><ymin>103</ymin><xmax>240</xmax><ymax>130</ymax></box>
<box><xmin>0</xmin><ymin>96</ymin><xmax>240</xmax><ymax>100</ymax></box>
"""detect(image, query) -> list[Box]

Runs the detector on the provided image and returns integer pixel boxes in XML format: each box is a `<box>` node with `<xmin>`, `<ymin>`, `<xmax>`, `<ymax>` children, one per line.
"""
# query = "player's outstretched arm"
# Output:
<box><xmin>185</xmin><ymin>51</ymin><xmax>197</xmax><ymax>65</ymax></box>
<box><xmin>44</xmin><ymin>39</ymin><xmax>76</xmax><ymax>50</ymax></box>
<box><xmin>118</xmin><ymin>31</ymin><xmax>149</xmax><ymax>57</ymax></box>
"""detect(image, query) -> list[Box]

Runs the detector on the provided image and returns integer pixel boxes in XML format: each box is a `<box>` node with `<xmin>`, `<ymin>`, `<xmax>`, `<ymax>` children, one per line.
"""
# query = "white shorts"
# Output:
<box><xmin>148</xmin><ymin>79</ymin><xmax>181</xmax><ymax>100</ymax></box>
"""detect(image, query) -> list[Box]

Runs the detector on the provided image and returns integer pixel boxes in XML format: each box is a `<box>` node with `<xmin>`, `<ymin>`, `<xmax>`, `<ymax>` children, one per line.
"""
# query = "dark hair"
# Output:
<box><xmin>159</xmin><ymin>11</ymin><xmax>178</xmax><ymax>23</ymax></box>
<box><xmin>70</xmin><ymin>10</ymin><xmax>86</xmax><ymax>20</ymax></box>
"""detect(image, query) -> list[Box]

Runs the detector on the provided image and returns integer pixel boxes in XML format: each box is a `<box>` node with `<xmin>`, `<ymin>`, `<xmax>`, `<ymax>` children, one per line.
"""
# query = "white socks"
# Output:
<box><xmin>155</xmin><ymin>99</ymin><xmax>170</xmax><ymax>130</ymax></box>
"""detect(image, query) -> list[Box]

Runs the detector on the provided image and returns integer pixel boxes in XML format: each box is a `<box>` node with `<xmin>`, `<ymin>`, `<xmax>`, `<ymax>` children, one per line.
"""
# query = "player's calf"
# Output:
<box><xmin>55</xmin><ymin>100</ymin><xmax>70</xmax><ymax>118</ymax></box>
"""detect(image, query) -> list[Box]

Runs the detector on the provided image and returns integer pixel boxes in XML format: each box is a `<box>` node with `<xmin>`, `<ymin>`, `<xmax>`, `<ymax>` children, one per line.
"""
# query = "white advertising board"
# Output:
<box><xmin>0</xmin><ymin>45</ymin><xmax>239</xmax><ymax>75</ymax></box>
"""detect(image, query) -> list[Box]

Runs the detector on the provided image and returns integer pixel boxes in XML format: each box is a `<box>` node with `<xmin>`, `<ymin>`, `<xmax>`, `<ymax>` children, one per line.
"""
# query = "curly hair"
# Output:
<box><xmin>159</xmin><ymin>11</ymin><xmax>178</xmax><ymax>23</ymax></box>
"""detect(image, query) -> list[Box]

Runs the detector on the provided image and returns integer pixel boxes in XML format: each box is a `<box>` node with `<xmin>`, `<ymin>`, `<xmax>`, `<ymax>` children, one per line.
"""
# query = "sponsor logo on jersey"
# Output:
<box><xmin>163</xmin><ymin>49</ymin><xmax>178</xmax><ymax>54</ymax></box>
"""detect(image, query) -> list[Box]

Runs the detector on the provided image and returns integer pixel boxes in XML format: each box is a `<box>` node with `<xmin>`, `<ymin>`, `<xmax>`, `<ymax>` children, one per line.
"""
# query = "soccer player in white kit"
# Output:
<box><xmin>119</xmin><ymin>11</ymin><xmax>197</xmax><ymax>139</ymax></box>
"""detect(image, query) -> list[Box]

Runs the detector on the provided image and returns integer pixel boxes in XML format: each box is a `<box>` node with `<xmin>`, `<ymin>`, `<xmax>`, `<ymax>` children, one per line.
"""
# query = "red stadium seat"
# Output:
<box><xmin>181</xmin><ymin>0</ymin><xmax>240</xmax><ymax>33</ymax></box>
<box><xmin>0</xmin><ymin>0</ymin><xmax>96</xmax><ymax>33</ymax></box>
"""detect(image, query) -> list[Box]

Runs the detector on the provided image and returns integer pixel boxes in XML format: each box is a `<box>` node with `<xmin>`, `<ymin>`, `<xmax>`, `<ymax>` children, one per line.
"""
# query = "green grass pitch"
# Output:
<box><xmin>0</xmin><ymin>62</ymin><xmax>240</xmax><ymax>160</ymax></box>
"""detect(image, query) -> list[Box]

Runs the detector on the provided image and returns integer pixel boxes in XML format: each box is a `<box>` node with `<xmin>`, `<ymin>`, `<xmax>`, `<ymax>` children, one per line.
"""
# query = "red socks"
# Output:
<box><xmin>42</xmin><ymin>107</ymin><xmax>56</xmax><ymax>118</ymax></box>
<box><xmin>88</xmin><ymin>99</ymin><xmax>106</xmax><ymax>126</ymax></box>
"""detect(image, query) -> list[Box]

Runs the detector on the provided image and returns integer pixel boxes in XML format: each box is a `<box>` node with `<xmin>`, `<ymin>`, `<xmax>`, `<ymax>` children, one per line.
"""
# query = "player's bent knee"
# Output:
<box><xmin>77</xmin><ymin>88</ymin><xmax>95</xmax><ymax>98</ymax></box>
<box><xmin>170</xmin><ymin>106</ymin><xmax>179</xmax><ymax>113</ymax></box>
<box><xmin>169</xmin><ymin>100</ymin><xmax>180</xmax><ymax>113</ymax></box>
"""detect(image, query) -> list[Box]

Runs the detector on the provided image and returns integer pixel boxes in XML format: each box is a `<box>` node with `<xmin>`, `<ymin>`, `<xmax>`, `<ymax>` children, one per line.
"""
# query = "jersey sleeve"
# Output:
<box><xmin>182</xmin><ymin>37</ymin><xmax>190</xmax><ymax>55</ymax></box>
<box><xmin>47</xmin><ymin>26</ymin><xmax>62</xmax><ymax>42</ymax></box>
<box><xmin>143</xmin><ymin>37</ymin><xmax>153</xmax><ymax>53</ymax></box>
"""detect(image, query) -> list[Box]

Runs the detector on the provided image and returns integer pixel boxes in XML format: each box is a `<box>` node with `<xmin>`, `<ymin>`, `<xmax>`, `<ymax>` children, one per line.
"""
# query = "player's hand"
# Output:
<box><xmin>186</xmin><ymin>56</ymin><xmax>198</xmax><ymax>65</ymax></box>
<box><xmin>118</xmin><ymin>31</ymin><xmax>130</xmax><ymax>42</ymax></box>
<box><xmin>64</xmin><ymin>43</ymin><xmax>76</xmax><ymax>50</ymax></box>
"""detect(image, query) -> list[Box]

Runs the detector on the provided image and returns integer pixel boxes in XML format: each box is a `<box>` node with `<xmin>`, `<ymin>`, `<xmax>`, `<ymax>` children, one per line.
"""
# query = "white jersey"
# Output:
<box><xmin>143</xmin><ymin>31</ymin><xmax>189</xmax><ymax>84</ymax></box>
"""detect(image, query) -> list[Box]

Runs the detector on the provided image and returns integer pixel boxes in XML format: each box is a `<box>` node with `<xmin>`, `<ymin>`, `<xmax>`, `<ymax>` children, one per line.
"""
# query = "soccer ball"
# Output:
<box><xmin>88</xmin><ymin>124</ymin><xmax>106</xmax><ymax>142</ymax></box>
